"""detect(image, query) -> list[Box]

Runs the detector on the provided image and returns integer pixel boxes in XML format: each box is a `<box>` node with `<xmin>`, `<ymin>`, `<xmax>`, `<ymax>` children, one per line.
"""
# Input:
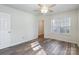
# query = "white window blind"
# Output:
<box><xmin>51</xmin><ymin>16</ymin><xmax>71</xmax><ymax>34</ymax></box>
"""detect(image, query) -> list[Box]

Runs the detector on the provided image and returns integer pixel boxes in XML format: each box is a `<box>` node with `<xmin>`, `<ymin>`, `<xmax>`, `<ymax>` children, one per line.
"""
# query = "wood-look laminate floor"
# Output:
<box><xmin>0</xmin><ymin>38</ymin><xmax>79</xmax><ymax>55</ymax></box>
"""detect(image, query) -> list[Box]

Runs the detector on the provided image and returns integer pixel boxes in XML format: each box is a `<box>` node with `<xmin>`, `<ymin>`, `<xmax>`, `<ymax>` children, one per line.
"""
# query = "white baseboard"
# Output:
<box><xmin>0</xmin><ymin>38</ymin><xmax>36</xmax><ymax>49</ymax></box>
<box><xmin>45</xmin><ymin>36</ymin><xmax>77</xmax><ymax>44</ymax></box>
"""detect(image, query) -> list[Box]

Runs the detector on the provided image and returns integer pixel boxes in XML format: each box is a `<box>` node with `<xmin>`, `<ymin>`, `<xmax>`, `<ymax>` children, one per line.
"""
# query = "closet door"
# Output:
<box><xmin>0</xmin><ymin>12</ymin><xmax>11</xmax><ymax>49</ymax></box>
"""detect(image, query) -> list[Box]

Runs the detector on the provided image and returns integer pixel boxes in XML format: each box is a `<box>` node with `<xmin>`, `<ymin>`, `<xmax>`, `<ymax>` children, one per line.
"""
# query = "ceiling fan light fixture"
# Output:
<box><xmin>41</xmin><ymin>9</ymin><xmax>48</xmax><ymax>13</ymax></box>
<box><xmin>41</xmin><ymin>6</ymin><xmax>48</xmax><ymax>13</ymax></box>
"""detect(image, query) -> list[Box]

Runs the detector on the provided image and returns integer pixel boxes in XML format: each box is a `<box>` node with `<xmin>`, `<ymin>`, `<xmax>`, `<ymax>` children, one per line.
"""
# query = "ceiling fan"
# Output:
<box><xmin>34</xmin><ymin>4</ymin><xmax>56</xmax><ymax>14</ymax></box>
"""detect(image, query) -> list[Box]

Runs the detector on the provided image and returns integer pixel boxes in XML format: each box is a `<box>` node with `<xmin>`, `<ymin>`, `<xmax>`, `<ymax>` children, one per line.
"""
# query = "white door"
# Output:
<box><xmin>0</xmin><ymin>12</ymin><xmax>11</xmax><ymax>49</ymax></box>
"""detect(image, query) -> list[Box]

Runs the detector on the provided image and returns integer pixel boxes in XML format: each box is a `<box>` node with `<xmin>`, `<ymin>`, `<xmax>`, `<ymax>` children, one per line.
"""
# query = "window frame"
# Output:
<box><xmin>51</xmin><ymin>16</ymin><xmax>71</xmax><ymax>36</ymax></box>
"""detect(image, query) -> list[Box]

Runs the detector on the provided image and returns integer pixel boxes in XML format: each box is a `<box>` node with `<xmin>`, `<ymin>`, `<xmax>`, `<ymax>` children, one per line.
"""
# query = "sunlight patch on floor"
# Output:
<box><xmin>31</xmin><ymin>41</ymin><xmax>42</xmax><ymax>51</ymax></box>
<box><xmin>35</xmin><ymin>49</ymin><xmax>46</xmax><ymax>55</ymax></box>
<box><xmin>31</xmin><ymin>41</ymin><xmax>39</xmax><ymax>47</ymax></box>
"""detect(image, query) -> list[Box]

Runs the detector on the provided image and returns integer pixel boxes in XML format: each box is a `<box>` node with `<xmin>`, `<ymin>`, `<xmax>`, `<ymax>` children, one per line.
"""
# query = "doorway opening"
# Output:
<box><xmin>38</xmin><ymin>16</ymin><xmax>44</xmax><ymax>43</ymax></box>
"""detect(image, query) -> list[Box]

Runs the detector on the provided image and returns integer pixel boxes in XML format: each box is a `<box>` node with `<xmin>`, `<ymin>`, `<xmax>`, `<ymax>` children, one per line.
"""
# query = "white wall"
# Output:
<box><xmin>0</xmin><ymin>5</ymin><xmax>38</xmax><ymax>49</ymax></box>
<box><xmin>44</xmin><ymin>10</ymin><xmax>79</xmax><ymax>44</ymax></box>
<box><xmin>77</xmin><ymin>9</ymin><xmax>79</xmax><ymax>46</ymax></box>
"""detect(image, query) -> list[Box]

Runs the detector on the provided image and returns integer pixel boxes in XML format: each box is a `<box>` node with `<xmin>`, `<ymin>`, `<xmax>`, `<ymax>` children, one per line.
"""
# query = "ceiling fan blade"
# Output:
<box><xmin>49</xmin><ymin>4</ymin><xmax>56</xmax><ymax>8</ymax></box>
<box><xmin>49</xmin><ymin>10</ymin><xmax>53</xmax><ymax>12</ymax></box>
<box><xmin>33</xmin><ymin>10</ymin><xmax>41</xmax><ymax>13</ymax></box>
<box><xmin>38</xmin><ymin>4</ymin><xmax>43</xmax><ymax>7</ymax></box>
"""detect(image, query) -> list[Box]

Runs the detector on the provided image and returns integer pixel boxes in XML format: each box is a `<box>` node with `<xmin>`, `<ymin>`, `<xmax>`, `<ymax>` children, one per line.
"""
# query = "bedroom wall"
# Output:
<box><xmin>44</xmin><ymin>10</ymin><xmax>78</xmax><ymax>44</ymax></box>
<box><xmin>77</xmin><ymin>9</ymin><xmax>79</xmax><ymax>46</ymax></box>
<box><xmin>0</xmin><ymin>5</ymin><xmax>38</xmax><ymax>49</ymax></box>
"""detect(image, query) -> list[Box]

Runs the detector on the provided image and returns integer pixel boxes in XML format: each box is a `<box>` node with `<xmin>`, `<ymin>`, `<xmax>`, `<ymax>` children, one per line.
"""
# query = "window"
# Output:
<box><xmin>51</xmin><ymin>16</ymin><xmax>71</xmax><ymax>34</ymax></box>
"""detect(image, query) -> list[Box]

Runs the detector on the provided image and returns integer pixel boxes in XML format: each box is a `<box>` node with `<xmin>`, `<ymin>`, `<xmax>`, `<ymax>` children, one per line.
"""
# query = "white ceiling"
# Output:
<box><xmin>5</xmin><ymin>4</ymin><xmax>79</xmax><ymax>14</ymax></box>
